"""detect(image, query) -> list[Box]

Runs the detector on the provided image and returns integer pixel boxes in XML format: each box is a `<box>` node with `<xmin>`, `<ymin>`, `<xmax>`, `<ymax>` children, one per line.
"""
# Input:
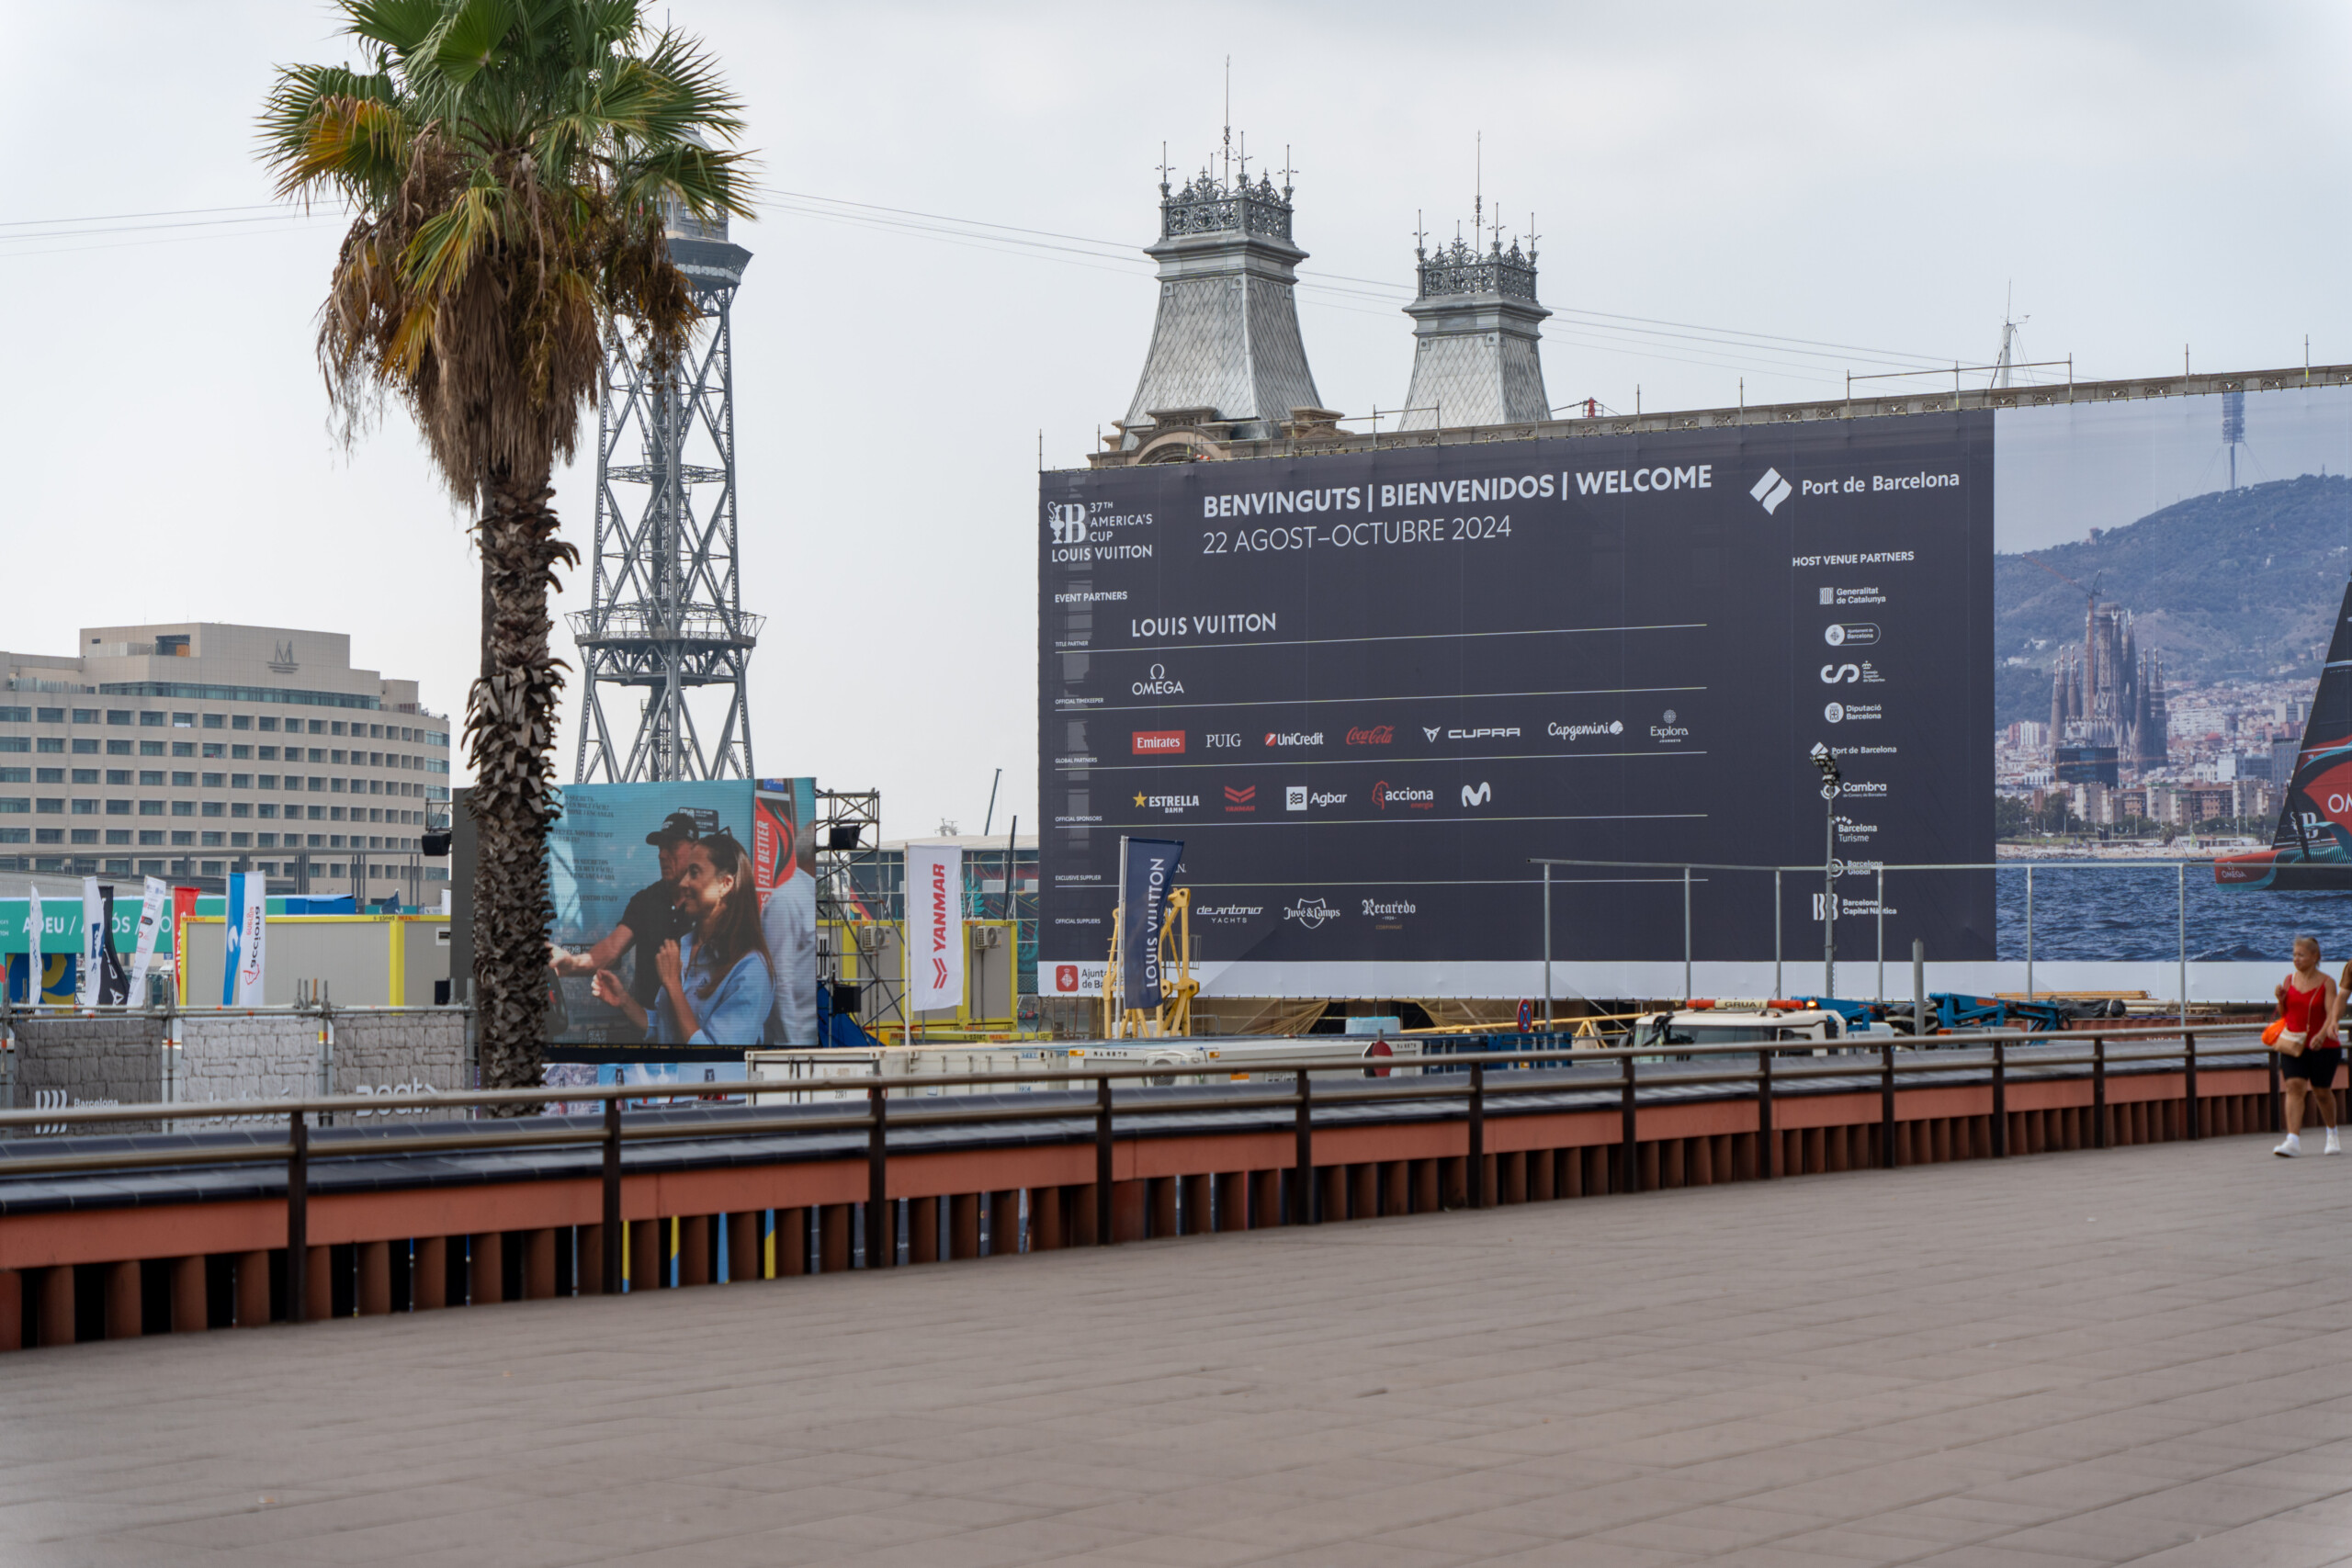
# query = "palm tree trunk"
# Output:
<box><xmin>469</xmin><ymin>465</ymin><xmax>575</xmax><ymax>1092</ymax></box>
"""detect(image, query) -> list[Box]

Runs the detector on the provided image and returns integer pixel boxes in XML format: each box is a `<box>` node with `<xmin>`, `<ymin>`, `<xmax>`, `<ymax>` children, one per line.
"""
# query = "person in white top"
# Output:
<box><xmin>759</xmin><ymin>811</ymin><xmax>818</xmax><ymax>1044</ymax></box>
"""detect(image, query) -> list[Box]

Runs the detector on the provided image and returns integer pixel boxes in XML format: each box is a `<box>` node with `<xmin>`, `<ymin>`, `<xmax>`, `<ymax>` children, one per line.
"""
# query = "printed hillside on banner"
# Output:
<box><xmin>547</xmin><ymin>779</ymin><xmax>818</xmax><ymax>1045</ymax></box>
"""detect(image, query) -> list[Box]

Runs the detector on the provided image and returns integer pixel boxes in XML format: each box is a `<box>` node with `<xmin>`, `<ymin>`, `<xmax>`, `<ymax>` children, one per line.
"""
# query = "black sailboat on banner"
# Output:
<box><xmin>2215</xmin><ymin>576</ymin><xmax>2352</xmax><ymax>889</ymax></box>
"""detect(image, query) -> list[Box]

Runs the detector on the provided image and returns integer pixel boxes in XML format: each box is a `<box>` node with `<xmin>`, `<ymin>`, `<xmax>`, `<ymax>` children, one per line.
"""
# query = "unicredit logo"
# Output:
<box><xmin>1132</xmin><ymin>730</ymin><xmax>1183</xmax><ymax>754</ymax></box>
<box><xmin>1263</xmin><ymin>730</ymin><xmax>1324</xmax><ymax>747</ymax></box>
<box><xmin>1345</xmin><ymin>725</ymin><xmax>1394</xmax><ymax>746</ymax></box>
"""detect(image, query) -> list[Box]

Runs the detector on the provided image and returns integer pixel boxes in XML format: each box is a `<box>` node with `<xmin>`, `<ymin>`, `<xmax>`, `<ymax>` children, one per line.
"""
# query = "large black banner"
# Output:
<box><xmin>1039</xmin><ymin>414</ymin><xmax>1995</xmax><ymax>997</ymax></box>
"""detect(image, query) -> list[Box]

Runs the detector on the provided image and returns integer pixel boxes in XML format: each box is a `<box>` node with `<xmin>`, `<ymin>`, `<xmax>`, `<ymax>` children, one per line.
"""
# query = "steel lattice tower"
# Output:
<box><xmin>570</xmin><ymin>206</ymin><xmax>763</xmax><ymax>783</ymax></box>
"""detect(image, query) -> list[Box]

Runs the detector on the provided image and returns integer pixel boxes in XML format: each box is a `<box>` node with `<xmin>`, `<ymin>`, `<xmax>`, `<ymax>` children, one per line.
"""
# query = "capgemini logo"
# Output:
<box><xmin>1751</xmin><ymin>468</ymin><xmax>1794</xmax><ymax>515</ymax></box>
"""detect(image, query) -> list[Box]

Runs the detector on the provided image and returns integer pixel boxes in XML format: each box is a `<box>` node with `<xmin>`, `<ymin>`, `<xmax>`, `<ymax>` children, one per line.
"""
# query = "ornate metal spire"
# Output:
<box><xmin>1117</xmin><ymin>140</ymin><xmax>1327</xmax><ymax>454</ymax></box>
<box><xmin>1398</xmin><ymin>209</ymin><xmax>1551</xmax><ymax>432</ymax></box>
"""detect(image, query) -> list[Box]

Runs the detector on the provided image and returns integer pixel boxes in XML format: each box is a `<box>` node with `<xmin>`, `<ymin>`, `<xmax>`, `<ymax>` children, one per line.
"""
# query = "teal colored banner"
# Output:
<box><xmin>0</xmin><ymin>895</ymin><xmax>174</xmax><ymax>958</ymax></box>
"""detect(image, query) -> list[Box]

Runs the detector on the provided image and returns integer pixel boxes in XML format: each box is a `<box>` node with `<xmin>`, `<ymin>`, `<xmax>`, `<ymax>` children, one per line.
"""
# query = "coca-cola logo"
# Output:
<box><xmin>1345</xmin><ymin>725</ymin><xmax>1394</xmax><ymax>747</ymax></box>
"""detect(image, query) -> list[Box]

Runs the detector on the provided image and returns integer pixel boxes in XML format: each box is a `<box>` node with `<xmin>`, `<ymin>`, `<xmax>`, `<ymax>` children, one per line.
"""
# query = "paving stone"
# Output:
<box><xmin>4</xmin><ymin>1135</ymin><xmax>2352</xmax><ymax>1564</ymax></box>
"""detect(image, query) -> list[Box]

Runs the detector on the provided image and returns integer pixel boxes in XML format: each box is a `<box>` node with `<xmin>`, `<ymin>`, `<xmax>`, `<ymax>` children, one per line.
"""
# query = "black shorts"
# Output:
<box><xmin>2284</xmin><ymin>1045</ymin><xmax>2345</xmax><ymax>1085</ymax></box>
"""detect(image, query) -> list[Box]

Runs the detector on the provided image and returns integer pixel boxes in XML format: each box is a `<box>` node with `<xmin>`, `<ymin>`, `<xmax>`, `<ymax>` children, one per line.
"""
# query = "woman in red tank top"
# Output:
<box><xmin>2273</xmin><ymin>936</ymin><xmax>2340</xmax><ymax>1156</ymax></box>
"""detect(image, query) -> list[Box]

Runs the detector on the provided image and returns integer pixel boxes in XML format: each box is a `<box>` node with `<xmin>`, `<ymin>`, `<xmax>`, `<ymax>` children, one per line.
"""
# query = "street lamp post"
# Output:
<box><xmin>1813</xmin><ymin>749</ymin><xmax>1842</xmax><ymax>999</ymax></box>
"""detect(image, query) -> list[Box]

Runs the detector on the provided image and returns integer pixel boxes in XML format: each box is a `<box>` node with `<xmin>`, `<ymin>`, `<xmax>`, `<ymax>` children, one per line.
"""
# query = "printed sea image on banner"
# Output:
<box><xmin>547</xmin><ymin>780</ymin><xmax>817</xmax><ymax>1046</ymax></box>
<box><xmin>1991</xmin><ymin>382</ymin><xmax>2352</xmax><ymax>962</ymax></box>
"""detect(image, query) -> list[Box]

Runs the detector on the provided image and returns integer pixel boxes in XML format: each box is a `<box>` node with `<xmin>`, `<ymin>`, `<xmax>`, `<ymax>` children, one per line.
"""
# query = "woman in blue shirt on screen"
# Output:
<box><xmin>593</xmin><ymin>831</ymin><xmax>774</xmax><ymax>1046</ymax></box>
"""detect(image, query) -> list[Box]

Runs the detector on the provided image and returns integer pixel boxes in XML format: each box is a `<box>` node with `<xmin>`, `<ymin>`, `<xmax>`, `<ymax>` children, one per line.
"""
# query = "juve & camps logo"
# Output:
<box><xmin>1751</xmin><ymin>468</ymin><xmax>1794</xmax><ymax>515</ymax></box>
<box><xmin>1283</xmin><ymin>897</ymin><xmax>1340</xmax><ymax>929</ymax></box>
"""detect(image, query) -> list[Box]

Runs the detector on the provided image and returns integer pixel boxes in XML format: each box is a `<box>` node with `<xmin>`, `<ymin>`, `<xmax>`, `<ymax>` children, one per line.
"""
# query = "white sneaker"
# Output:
<box><xmin>2327</xmin><ymin>1129</ymin><xmax>2342</xmax><ymax>1156</ymax></box>
<box><xmin>2275</xmin><ymin>1134</ymin><xmax>2303</xmax><ymax>1157</ymax></box>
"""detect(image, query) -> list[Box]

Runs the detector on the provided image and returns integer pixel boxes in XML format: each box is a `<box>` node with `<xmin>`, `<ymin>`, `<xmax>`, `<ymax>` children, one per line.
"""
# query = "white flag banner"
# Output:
<box><xmin>77</xmin><ymin>878</ymin><xmax>102</xmax><ymax>1008</ymax></box>
<box><xmin>126</xmin><ymin>876</ymin><xmax>169</xmax><ymax>1008</ymax></box>
<box><xmin>25</xmin><ymin>884</ymin><xmax>41</xmax><ymax>1007</ymax></box>
<box><xmin>905</xmin><ymin>843</ymin><xmax>964</xmax><ymax>1013</ymax></box>
<box><xmin>221</xmin><ymin>872</ymin><xmax>266</xmax><ymax>1008</ymax></box>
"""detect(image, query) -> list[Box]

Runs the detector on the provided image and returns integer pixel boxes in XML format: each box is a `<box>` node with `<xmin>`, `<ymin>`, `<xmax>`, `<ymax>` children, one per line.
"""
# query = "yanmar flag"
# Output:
<box><xmin>906</xmin><ymin>843</ymin><xmax>964</xmax><ymax>1013</ymax></box>
<box><xmin>1115</xmin><ymin>837</ymin><xmax>1184</xmax><ymax>1012</ymax></box>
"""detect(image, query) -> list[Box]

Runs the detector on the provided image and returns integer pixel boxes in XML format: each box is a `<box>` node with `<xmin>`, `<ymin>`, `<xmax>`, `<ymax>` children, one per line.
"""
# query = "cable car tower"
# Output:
<box><xmin>569</xmin><ymin>200</ymin><xmax>762</xmax><ymax>783</ymax></box>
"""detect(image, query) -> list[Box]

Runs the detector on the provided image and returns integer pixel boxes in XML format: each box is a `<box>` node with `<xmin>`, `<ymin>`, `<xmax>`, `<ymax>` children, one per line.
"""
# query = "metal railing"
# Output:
<box><xmin>0</xmin><ymin>1022</ymin><xmax>2278</xmax><ymax>1321</ymax></box>
<box><xmin>1534</xmin><ymin>855</ymin><xmax>2231</xmax><ymax>1021</ymax></box>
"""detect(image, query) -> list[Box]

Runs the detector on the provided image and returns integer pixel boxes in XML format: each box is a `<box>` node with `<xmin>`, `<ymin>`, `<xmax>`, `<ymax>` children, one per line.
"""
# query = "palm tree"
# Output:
<box><xmin>259</xmin><ymin>1</ymin><xmax>752</xmax><ymax>1089</ymax></box>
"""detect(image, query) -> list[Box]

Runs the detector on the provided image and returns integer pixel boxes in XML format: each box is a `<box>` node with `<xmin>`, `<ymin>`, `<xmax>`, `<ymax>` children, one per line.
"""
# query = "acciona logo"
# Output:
<box><xmin>1751</xmin><ymin>468</ymin><xmax>1795</xmax><ymax>515</ymax></box>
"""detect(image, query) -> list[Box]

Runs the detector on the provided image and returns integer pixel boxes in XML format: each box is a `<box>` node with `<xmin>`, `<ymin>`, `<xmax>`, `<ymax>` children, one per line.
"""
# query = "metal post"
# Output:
<box><xmin>2092</xmin><ymin>1035</ymin><xmax>2107</xmax><ymax>1149</ymax></box>
<box><xmin>1682</xmin><ymin>865</ymin><xmax>1692</xmax><ymax>1000</ymax></box>
<box><xmin>1912</xmin><ymin>938</ymin><xmax>1926</xmax><ymax>1038</ymax></box>
<box><xmin>1619</xmin><ymin>1052</ymin><xmax>1639</xmax><ymax>1192</ymax></box>
<box><xmin>1468</xmin><ymin>1063</ymin><xmax>1487</xmax><ymax>1209</ymax></box>
<box><xmin>1875</xmin><ymin>867</ymin><xmax>1885</xmax><ymax>1001</ymax></box>
<box><xmin>1992</xmin><ymin>1037</ymin><xmax>2007</xmax><ymax>1156</ymax></box>
<box><xmin>1294</xmin><ymin>1067</ymin><xmax>1316</xmax><ymax>1225</ymax></box>
<box><xmin>286</xmin><ymin>1110</ymin><xmax>309</xmax><ymax>1325</ymax></box>
<box><xmin>1773</xmin><ymin>868</ymin><xmax>1782</xmax><ymax>998</ymax></box>
<box><xmin>2177</xmin><ymin>863</ymin><xmax>2188</xmax><ymax>1029</ymax></box>
<box><xmin>1824</xmin><ymin>797</ymin><xmax>1837</xmax><ymax>999</ymax></box>
<box><xmin>601</xmin><ymin>1097</ymin><xmax>624</xmax><ymax>1294</ymax></box>
<box><xmin>2267</xmin><ymin>1050</ymin><xmax>2283</xmax><ymax>1134</ymax></box>
<box><xmin>1542</xmin><ymin>864</ymin><xmax>1553</xmax><ymax>1031</ymax></box>
<box><xmin>2184</xmin><ymin>1031</ymin><xmax>2199</xmax><ymax>1140</ymax></box>
<box><xmin>2025</xmin><ymin>864</ymin><xmax>2033</xmax><ymax>1002</ymax></box>
<box><xmin>1094</xmin><ymin>1076</ymin><xmax>1114</xmax><ymax>1246</ymax></box>
<box><xmin>866</xmin><ymin>1083</ymin><xmax>890</xmax><ymax>1268</ymax></box>
<box><xmin>1880</xmin><ymin>1040</ymin><xmax>1897</xmax><ymax>1168</ymax></box>
<box><xmin>1758</xmin><ymin>1047</ymin><xmax>1775</xmax><ymax>1179</ymax></box>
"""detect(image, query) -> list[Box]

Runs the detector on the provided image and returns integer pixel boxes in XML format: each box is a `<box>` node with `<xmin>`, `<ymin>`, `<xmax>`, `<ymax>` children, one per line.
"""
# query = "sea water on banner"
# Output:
<box><xmin>1038</xmin><ymin>416</ymin><xmax>1995</xmax><ymax>986</ymax></box>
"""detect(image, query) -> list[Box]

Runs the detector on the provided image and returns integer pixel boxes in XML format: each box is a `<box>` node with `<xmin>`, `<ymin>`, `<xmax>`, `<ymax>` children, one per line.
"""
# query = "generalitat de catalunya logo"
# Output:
<box><xmin>1751</xmin><ymin>468</ymin><xmax>1794</xmax><ymax>515</ymax></box>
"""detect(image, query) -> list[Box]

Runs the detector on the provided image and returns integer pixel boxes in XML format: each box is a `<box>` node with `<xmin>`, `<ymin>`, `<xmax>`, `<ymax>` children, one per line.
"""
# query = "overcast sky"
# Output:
<box><xmin>5</xmin><ymin>1</ymin><xmax>2348</xmax><ymax>840</ymax></box>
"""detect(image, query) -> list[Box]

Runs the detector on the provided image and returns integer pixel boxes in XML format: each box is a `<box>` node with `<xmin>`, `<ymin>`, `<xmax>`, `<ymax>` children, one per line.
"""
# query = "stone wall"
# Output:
<box><xmin>5</xmin><ymin>1010</ymin><xmax>470</xmax><ymax>1133</ymax></box>
<box><xmin>11</xmin><ymin>1015</ymin><xmax>164</xmax><ymax>1127</ymax></box>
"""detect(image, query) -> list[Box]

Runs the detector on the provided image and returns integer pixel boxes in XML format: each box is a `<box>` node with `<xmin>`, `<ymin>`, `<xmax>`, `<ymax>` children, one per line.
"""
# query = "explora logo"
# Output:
<box><xmin>1461</xmin><ymin>782</ymin><xmax>1491</xmax><ymax>807</ymax></box>
<box><xmin>1751</xmin><ymin>468</ymin><xmax>1794</xmax><ymax>515</ymax></box>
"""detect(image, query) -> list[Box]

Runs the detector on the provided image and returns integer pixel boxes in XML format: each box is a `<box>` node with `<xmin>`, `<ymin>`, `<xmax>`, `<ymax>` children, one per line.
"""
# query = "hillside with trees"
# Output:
<box><xmin>1995</xmin><ymin>473</ymin><xmax>2352</xmax><ymax>728</ymax></box>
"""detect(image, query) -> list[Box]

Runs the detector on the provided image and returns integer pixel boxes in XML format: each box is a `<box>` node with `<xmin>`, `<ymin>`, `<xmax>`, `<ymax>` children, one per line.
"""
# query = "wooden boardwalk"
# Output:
<box><xmin>4</xmin><ymin>1130</ymin><xmax>2349</xmax><ymax>1566</ymax></box>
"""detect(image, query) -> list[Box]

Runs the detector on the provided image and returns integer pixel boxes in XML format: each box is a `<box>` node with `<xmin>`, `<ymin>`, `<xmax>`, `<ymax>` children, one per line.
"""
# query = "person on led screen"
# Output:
<box><xmin>756</xmin><ymin>795</ymin><xmax>817</xmax><ymax>1044</ymax></box>
<box><xmin>593</xmin><ymin>832</ymin><xmax>774</xmax><ymax>1045</ymax></box>
<box><xmin>550</xmin><ymin>809</ymin><xmax>698</xmax><ymax>1015</ymax></box>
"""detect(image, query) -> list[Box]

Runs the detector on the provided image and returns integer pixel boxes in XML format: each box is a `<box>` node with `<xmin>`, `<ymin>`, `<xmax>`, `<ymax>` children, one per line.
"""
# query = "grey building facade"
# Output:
<box><xmin>1397</xmin><ymin>231</ymin><xmax>1551</xmax><ymax>430</ymax></box>
<box><xmin>0</xmin><ymin>624</ymin><xmax>450</xmax><ymax>904</ymax></box>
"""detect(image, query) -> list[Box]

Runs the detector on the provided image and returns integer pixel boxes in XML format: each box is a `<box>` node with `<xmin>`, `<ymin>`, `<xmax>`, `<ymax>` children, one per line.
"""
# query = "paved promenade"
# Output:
<box><xmin>6</xmin><ymin>1134</ymin><xmax>2351</xmax><ymax>1567</ymax></box>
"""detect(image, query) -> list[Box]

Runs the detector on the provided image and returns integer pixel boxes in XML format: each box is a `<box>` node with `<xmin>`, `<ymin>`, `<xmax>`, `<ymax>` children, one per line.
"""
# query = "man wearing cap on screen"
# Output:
<box><xmin>548</xmin><ymin>810</ymin><xmax>698</xmax><ymax>1018</ymax></box>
